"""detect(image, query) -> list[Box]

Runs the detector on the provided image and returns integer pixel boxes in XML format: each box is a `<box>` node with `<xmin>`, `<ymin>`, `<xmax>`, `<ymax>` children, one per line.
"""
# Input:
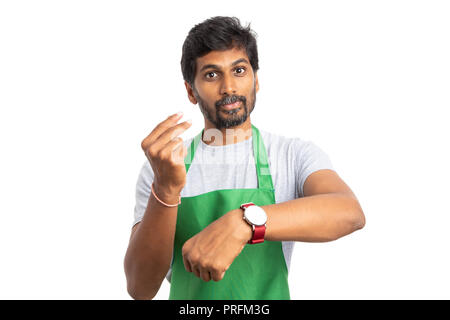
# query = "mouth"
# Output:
<box><xmin>221</xmin><ymin>100</ymin><xmax>241</xmax><ymax>111</ymax></box>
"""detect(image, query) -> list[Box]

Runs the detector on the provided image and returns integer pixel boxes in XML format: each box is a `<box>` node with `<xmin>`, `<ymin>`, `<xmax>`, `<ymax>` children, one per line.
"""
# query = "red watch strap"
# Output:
<box><xmin>240</xmin><ymin>203</ymin><xmax>266</xmax><ymax>244</ymax></box>
<box><xmin>248</xmin><ymin>225</ymin><xmax>265</xmax><ymax>244</ymax></box>
<box><xmin>240</xmin><ymin>203</ymin><xmax>254</xmax><ymax>209</ymax></box>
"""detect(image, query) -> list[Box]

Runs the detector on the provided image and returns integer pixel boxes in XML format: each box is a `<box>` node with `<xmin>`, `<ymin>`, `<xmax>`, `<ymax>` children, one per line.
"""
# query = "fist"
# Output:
<box><xmin>141</xmin><ymin>112</ymin><xmax>192</xmax><ymax>195</ymax></box>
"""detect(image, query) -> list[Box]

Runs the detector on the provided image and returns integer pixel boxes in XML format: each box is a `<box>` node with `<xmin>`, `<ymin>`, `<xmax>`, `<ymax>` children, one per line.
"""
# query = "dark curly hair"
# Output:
<box><xmin>181</xmin><ymin>16</ymin><xmax>259</xmax><ymax>87</ymax></box>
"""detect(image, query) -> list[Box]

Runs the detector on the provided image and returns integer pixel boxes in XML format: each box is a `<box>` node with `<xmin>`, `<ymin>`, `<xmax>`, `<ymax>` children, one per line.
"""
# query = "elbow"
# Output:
<box><xmin>124</xmin><ymin>258</ymin><xmax>159</xmax><ymax>300</ymax></box>
<box><xmin>345</xmin><ymin>196</ymin><xmax>366</xmax><ymax>232</ymax></box>
<box><xmin>333</xmin><ymin>194</ymin><xmax>366</xmax><ymax>238</ymax></box>
<box><xmin>316</xmin><ymin>197</ymin><xmax>366</xmax><ymax>242</ymax></box>
<box><xmin>348</xmin><ymin>206</ymin><xmax>366</xmax><ymax>234</ymax></box>
<box><xmin>127</xmin><ymin>280</ymin><xmax>158</xmax><ymax>300</ymax></box>
<box><xmin>352</xmin><ymin>199</ymin><xmax>366</xmax><ymax>231</ymax></box>
<box><xmin>335</xmin><ymin>201</ymin><xmax>366</xmax><ymax>240</ymax></box>
<box><xmin>355</xmin><ymin>210</ymin><xmax>366</xmax><ymax>230</ymax></box>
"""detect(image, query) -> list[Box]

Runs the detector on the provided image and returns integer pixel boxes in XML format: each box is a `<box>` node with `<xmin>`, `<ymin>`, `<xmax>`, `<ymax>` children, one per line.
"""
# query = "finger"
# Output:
<box><xmin>171</xmin><ymin>140</ymin><xmax>188</xmax><ymax>164</ymax></box>
<box><xmin>159</xmin><ymin>137</ymin><xmax>185</xmax><ymax>163</ymax></box>
<box><xmin>151</xmin><ymin>120</ymin><xmax>192</xmax><ymax>151</ymax></box>
<box><xmin>183</xmin><ymin>254</ymin><xmax>192</xmax><ymax>273</ymax></box>
<box><xmin>192</xmin><ymin>266</ymin><xmax>201</xmax><ymax>279</ymax></box>
<box><xmin>200</xmin><ymin>270</ymin><xmax>212</xmax><ymax>282</ymax></box>
<box><xmin>211</xmin><ymin>269</ymin><xmax>226</xmax><ymax>282</ymax></box>
<box><xmin>141</xmin><ymin>112</ymin><xmax>184</xmax><ymax>148</ymax></box>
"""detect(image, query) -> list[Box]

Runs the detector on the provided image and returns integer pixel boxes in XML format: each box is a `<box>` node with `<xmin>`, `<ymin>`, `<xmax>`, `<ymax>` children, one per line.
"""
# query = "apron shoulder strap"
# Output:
<box><xmin>252</xmin><ymin>124</ymin><xmax>275</xmax><ymax>191</ymax></box>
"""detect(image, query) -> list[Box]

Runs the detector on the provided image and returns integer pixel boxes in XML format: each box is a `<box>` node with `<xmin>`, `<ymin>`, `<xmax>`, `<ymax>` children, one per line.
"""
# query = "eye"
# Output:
<box><xmin>205</xmin><ymin>71</ymin><xmax>217</xmax><ymax>79</ymax></box>
<box><xmin>234</xmin><ymin>66</ymin><xmax>247</xmax><ymax>75</ymax></box>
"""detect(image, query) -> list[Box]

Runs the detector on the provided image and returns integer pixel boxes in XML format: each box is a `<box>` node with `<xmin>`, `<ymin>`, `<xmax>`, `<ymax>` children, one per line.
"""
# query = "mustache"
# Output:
<box><xmin>215</xmin><ymin>95</ymin><xmax>246</xmax><ymax>108</ymax></box>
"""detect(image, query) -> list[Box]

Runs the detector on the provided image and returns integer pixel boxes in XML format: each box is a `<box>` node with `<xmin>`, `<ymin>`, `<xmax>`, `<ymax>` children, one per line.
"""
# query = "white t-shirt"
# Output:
<box><xmin>133</xmin><ymin>128</ymin><xmax>334</xmax><ymax>282</ymax></box>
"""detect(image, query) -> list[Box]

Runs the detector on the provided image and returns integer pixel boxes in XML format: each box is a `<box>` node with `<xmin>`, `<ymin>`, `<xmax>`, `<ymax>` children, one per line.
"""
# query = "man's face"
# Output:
<box><xmin>188</xmin><ymin>47</ymin><xmax>259</xmax><ymax>130</ymax></box>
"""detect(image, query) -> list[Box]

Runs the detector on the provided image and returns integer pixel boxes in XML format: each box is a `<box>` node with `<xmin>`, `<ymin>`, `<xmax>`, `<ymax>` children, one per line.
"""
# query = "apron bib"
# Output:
<box><xmin>169</xmin><ymin>125</ymin><xmax>290</xmax><ymax>300</ymax></box>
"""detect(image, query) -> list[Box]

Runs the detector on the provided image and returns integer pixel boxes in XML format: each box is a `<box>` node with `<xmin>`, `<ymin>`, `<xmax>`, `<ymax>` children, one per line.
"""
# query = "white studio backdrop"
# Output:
<box><xmin>0</xmin><ymin>0</ymin><xmax>449</xmax><ymax>299</ymax></box>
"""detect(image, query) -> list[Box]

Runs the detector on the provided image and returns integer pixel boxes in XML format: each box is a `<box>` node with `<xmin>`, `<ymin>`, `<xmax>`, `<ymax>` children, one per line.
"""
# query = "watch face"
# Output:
<box><xmin>244</xmin><ymin>205</ymin><xmax>267</xmax><ymax>226</ymax></box>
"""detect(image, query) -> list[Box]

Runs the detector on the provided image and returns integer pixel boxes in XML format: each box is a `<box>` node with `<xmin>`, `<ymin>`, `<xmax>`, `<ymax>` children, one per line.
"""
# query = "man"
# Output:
<box><xmin>124</xmin><ymin>16</ymin><xmax>365</xmax><ymax>300</ymax></box>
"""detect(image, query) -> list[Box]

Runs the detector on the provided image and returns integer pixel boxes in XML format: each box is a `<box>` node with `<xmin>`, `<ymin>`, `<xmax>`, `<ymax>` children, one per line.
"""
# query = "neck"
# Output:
<box><xmin>202</xmin><ymin>118</ymin><xmax>253</xmax><ymax>146</ymax></box>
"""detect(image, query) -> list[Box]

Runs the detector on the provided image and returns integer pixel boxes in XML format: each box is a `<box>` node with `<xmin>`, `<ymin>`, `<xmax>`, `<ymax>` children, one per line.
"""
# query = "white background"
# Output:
<box><xmin>1</xmin><ymin>0</ymin><xmax>449</xmax><ymax>299</ymax></box>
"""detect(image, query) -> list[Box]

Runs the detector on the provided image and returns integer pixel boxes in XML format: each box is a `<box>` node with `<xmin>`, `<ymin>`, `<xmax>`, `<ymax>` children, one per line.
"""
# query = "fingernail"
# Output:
<box><xmin>176</xmin><ymin>111</ymin><xmax>183</xmax><ymax>117</ymax></box>
<box><xmin>186</xmin><ymin>119</ymin><xmax>192</xmax><ymax>124</ymax></box>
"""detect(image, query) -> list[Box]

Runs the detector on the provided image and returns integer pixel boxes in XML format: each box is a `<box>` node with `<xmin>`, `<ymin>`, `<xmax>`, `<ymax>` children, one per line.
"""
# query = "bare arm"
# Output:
<box><xmin>181</xmin><ymin>169</ymin><xmax>365</xmax><ymax>282</ymax></box>
<box><xmin>124</xmin><ymin>185</ymin><xmax>179</xmax><ymax>300</ymax></box>
<box><xmin>124</xmin><ymin>112</ymin><xmax>191</xmax><ymax>299</ymax></box>
<box><xmin>262</xmin><ymin>169</ymin><xmax>366</xmax><ymax>242</ymax></box>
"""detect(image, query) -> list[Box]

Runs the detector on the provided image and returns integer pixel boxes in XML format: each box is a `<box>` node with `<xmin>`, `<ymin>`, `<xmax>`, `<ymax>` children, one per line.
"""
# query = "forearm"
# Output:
<box><xmin>181</xmin><ymin>192</ymin><xmax>365</xmax><ymax>284</ymax></box>
<box><xmin>124</xmin><ymin>185</ymin><xmax>179</xmax><ymax>299</ymax></box>
<box><xmin>261</xmin><ymin>193</ymin><xmax>365</xmax><ymax>242</ymax></box>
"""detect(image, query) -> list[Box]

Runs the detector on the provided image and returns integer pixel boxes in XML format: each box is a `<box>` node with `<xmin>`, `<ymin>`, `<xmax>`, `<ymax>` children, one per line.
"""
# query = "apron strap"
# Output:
<box><xmin>251</xmin><ymin>124</ymin><xmax>275</xmax><ymax>191</ymax></box>
<box><xmin>184</xmin><ymin>129</ymin><xmax>202</xmax><ymax>174</ymax></box>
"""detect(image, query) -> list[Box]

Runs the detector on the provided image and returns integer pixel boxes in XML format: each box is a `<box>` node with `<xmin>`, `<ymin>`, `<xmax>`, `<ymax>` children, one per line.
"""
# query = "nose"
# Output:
<box><xmin>219</xmin><ymin>74</ymin><xmax>237</xmax><ymax>96</ymax></box>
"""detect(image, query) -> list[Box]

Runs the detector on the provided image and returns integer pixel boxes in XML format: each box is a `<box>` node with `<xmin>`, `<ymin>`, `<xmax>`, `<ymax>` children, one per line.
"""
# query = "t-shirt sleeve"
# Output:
<box><xmin>133</xmin><ymin>160</ymin><xmax>154</xmax><ymax>228</ymax></box>
<box><xmin>294</xmin><ymin>139</ymin><xmax>334</xmax><ymax>198</ymax></box>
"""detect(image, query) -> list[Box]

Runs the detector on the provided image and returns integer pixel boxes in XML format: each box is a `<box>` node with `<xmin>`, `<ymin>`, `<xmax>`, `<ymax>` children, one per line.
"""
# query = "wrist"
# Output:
<box><xmin>229</xmin><ymin>209</ymin><xmax>253</xmax><ymax>244</ymax></box>
<box><xmin>152</xmin><ymin>182</ymin><xmax>181</xmax><ymax>205</ymax></box>
<box><xmin>240</xmin><ymin>203</ymin><xmax>268</xmax><ymax>244</ymax></box>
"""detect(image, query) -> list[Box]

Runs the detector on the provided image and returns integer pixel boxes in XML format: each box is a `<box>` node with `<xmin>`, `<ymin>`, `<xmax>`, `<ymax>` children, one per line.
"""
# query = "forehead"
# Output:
<box><xmin>195</xmin><ymin>47</ymin><xmax>250</xmax><ymax>73</ymax></box>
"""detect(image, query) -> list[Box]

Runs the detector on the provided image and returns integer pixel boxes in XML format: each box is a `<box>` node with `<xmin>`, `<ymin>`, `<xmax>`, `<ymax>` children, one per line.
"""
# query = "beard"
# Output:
<box><xmin>193</xmin><ymin>87</ymin><xmax>256</xmax><ymax>130</ymax></box>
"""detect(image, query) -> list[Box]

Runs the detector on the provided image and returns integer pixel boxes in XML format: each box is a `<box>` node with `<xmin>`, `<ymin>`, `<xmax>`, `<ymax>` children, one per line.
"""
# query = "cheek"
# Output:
<box><xmin>193</xmin><ymin>80</ymin><xmax>205</xmax><ymax>95</ymax></box>
<box><xmin>195</xmin><ymin>86</ymin><xmax>218</xmax><ymax>103</ymax></box>
<box><xmin>244</xmin><ymin>80</ymin><xmax>256</xmax><ymax>99</ymax></box>
<box><xmin>243</xmin><ymin>76</ymin><xmax>256</xmax><ymax>92</ymax></box>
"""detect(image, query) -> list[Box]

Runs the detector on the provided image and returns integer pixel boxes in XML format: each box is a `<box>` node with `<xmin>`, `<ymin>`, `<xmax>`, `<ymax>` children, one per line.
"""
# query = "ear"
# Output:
<box><xmin>184</xmin><ymin>81</ymin><xmax>198</xmax><ymax>104</ymax></box>
<box><xmin>254</xmin><ymin>72</ymin><xmax>259</xmax><ymax>93</ymax></box>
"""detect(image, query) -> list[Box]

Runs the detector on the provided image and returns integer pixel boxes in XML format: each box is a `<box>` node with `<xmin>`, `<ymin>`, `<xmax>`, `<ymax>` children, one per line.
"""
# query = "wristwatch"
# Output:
<box><xmin>240</xmin><ymin>202</ymin><xmax>267</xmax><ymax>244</ymax></box>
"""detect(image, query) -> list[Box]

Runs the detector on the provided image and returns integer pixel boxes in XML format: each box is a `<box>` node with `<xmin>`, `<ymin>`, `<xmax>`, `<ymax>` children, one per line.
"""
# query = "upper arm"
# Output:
<box><xmin>303</xmin><ymin>169</ymin><xmax>356</xmax><ymax>198</ymax></box>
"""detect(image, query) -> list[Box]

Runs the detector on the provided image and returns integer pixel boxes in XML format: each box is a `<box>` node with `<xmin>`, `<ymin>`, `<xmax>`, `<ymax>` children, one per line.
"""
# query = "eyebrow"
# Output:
<box><xmin>199</xmin><ymin>58</ymin><xmax>249</xmax><ymax>73</ymax></box>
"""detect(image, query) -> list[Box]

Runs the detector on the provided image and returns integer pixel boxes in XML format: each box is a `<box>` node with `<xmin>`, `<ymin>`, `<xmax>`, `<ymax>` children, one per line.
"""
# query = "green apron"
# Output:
<box><xmin>168</xmin><ymin>124</ymin><xmax>290</xmax><ymax>300</ymax></box>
